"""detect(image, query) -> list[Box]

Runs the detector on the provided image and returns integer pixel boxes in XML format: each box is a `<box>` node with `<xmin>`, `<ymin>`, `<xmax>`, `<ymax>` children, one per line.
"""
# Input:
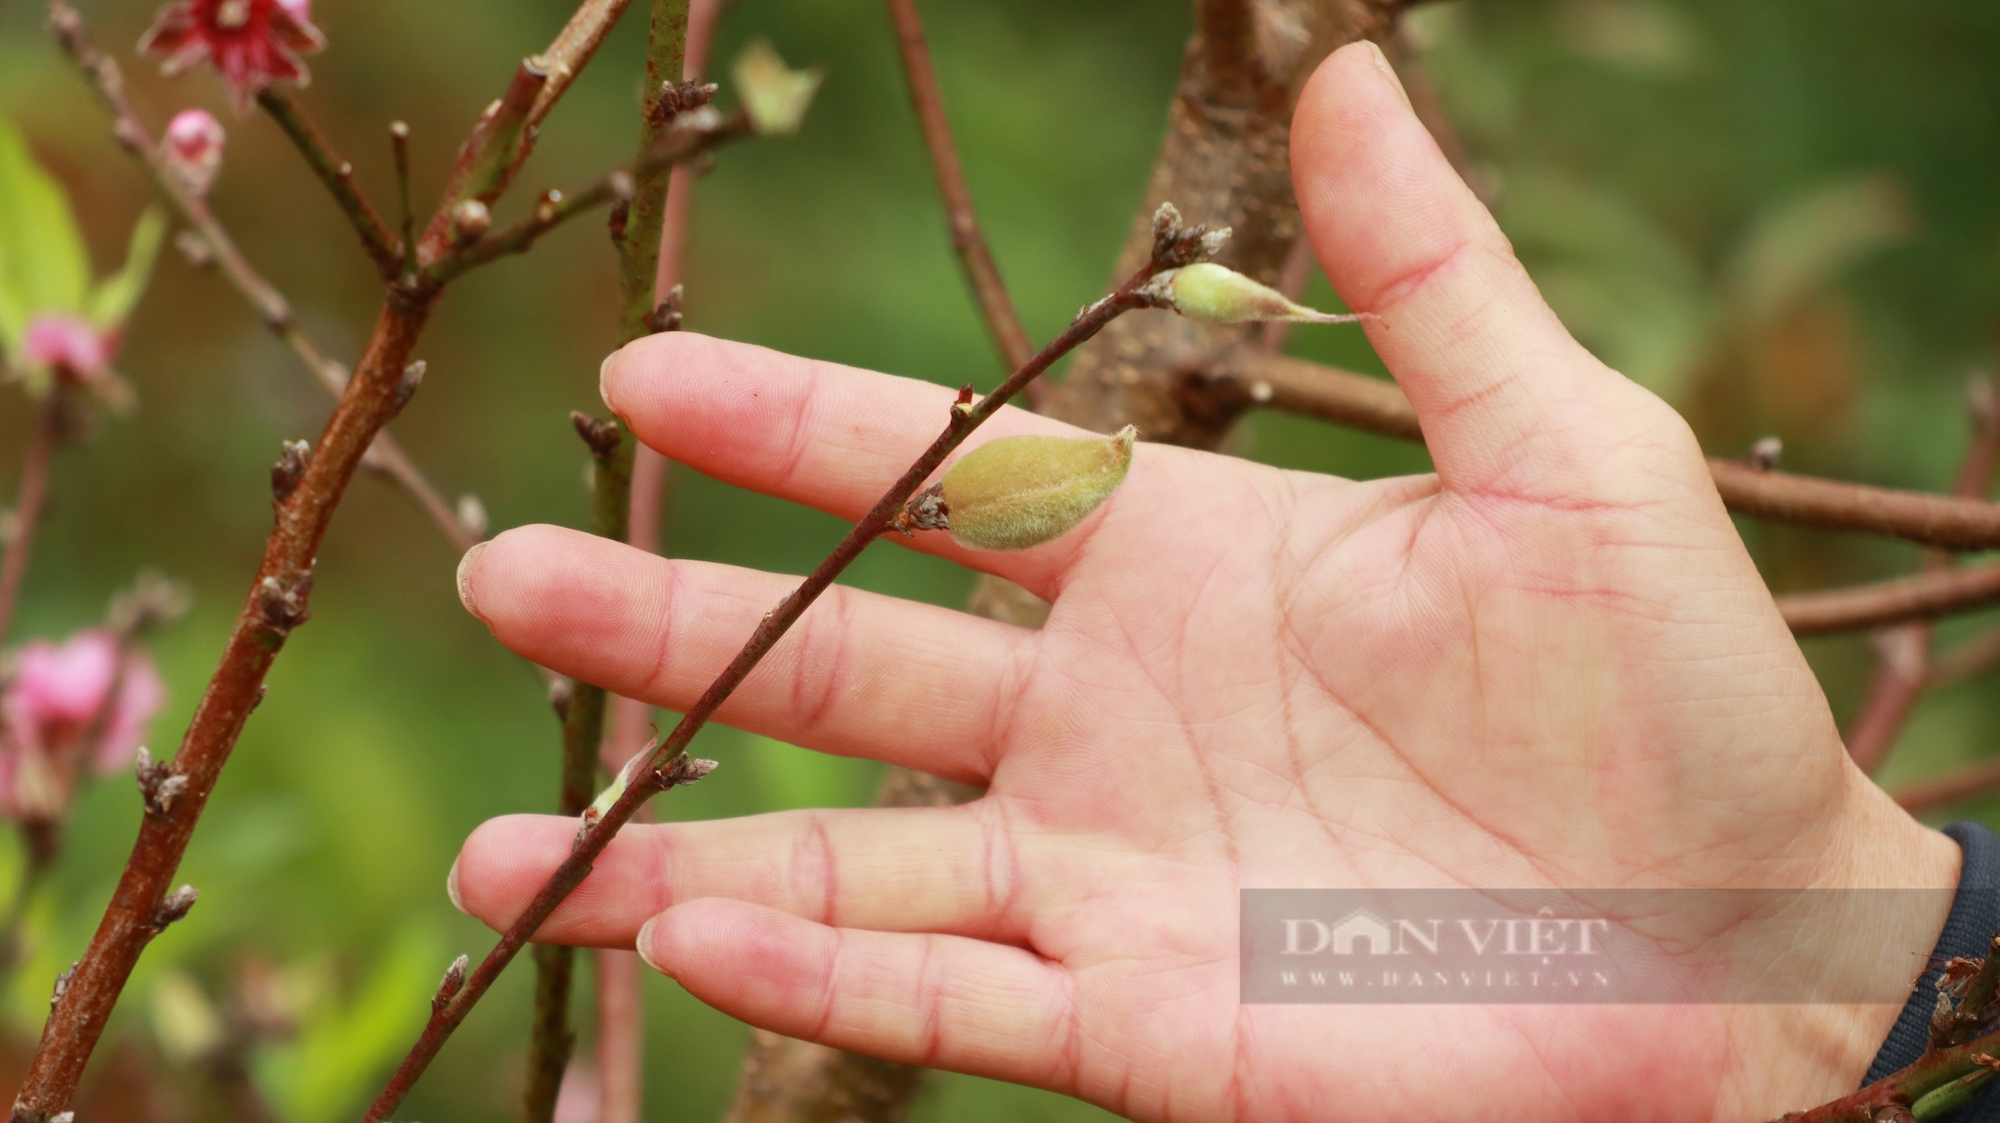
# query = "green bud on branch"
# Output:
<box><xmin>1143</xmin><ymin>261</ymin><xmax>1370</xmax><ymax>325</ymax></box>
<box><xmin>934</xmin><ymin>426</ymin><xmax>1136</xmax><ymax>551</ymax></box>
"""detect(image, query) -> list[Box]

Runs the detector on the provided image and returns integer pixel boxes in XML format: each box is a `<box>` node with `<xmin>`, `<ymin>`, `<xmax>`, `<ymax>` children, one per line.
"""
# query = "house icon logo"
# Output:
<box><xmin>1330</xmin><ymin>908</ymin><xmax>1394</xmax><ymax>955</ymax></box>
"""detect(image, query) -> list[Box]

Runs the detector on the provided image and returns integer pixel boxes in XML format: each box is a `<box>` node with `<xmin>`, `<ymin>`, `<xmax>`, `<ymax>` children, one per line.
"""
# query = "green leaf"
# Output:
<box><xmin>0</xmin><ymin>117</ymin><xmax>92</xmax><ymax>349</ymax></box>
<box><xmin>87</xmin><ymin>206</ymin><xmax>166</xmax><ymax>329</ymax></box>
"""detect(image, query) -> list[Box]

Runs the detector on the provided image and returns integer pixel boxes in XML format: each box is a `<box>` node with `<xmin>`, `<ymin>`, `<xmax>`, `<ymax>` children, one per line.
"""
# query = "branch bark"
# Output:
<box><xmin>523</xmin><ymin>6</ymin><xmax>693</xmax><ymax>1119</ymax></box>
<box><xmin>884</xmin><ymin>0</ymin><xmax>1037</xmax><ymax>399</ymax></box>
<box><xmin>1843</xmin><ymin>380</ymin><xmax>2000</xmax><ymax>772</ymax></box>
<box><xmin>361</xmin><ymin>244</ymin><xmax>1181</xmax><ymax>1122</ymax></box>
<box><xmin>255</xmin><ymin>90</ymin><xmax>404</xmax><ymax>278</ymax></box>
<box><xmin>17</xmin><ymin>2</ymin><xmax>629</xmax><ymax>1113</ymax></box>
<box><xmin>55</xmin><ymin>19</ymin><xmax>475</xmax><ymax>555</ymax></box>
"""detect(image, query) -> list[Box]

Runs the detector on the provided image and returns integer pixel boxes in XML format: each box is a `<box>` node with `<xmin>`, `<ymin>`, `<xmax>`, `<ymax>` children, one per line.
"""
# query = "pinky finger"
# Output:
<box><xmin>638</xmin><ymin>898</ymin><xmax>1082</xmax><ymax>1094</ymax></box>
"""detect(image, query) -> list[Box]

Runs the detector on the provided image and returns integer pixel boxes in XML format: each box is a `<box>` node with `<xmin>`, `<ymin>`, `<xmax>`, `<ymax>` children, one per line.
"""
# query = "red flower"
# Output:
<box><xmin>139</xmin><ymin>0</ymin><xmax>327</xmax><ymax>113</ymax></box>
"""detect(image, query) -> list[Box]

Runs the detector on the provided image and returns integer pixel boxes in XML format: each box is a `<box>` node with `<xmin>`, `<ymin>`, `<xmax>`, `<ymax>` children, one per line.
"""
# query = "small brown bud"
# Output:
<box><xmin>571</xmin><ymin>411</ymin><xmax>621</xmax><ymax>459</ymax></box>
<box><xmin>388</xmin><ymin>359</ymin><xmax>427</xmax><ymax>418</ymax></box>
<box><xmin>152</xmin><ymin>884</ymin><xmax>199</xmax><ymax>930</ymax></box>
<box><xmin>175</xmin><ymin>229</ymin><xmax>217</xmax><ymax>269</ymax></box>
<box><xmin>1146</xmin><ymin>263</ymin><xmax>1369</xmax><ymax>325</ymax></box>
<box><xmin>450</xmin><ymin>199</ymin><xmax>491</xmax><ymax>243</ymax></box>
<box><xmin>939</xmin><ymin>426</ymin><xmax>1135</xmax><ymax>551</ymax></box>
<box><xmin>271</xmin><ymin>439</ymin><xmax>310</xmax><ymax>504</ymax></box>
<box><xmin>433</xmin><ymin>953</ymin><xmax>470</xmax><ymax>1012</ymax></box>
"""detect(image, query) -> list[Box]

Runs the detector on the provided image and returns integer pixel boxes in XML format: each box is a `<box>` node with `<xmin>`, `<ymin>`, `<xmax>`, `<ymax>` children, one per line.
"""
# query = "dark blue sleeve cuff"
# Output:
<box><xmin>1863</xmin><ymin>821</ymin><xmax>2000</xmax><ymax>1118</ymax></box>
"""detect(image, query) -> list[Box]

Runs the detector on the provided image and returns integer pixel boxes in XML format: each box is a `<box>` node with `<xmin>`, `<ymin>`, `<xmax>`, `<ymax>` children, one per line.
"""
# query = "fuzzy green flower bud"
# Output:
<box><xmin>1146</xmin><ymin>262</ymin><xmax>1370</xmax><ymax>325</ymax></box>
<box><xmin>938</xmin><ymin>426</ymin><xmax>1136</xmax><ymax>551</ymax></box>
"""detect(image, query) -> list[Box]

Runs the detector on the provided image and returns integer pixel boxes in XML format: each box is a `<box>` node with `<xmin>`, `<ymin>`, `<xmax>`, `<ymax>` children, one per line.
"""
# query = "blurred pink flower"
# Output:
<box><xmin>0</xmin><ymin>630</ymin><xmax>167</xmax><ymax>820</ymax></box>
<box><xmin>162</xmin><ymin>108</ymin><xmax>226</xmax><ymax>197</ymax></box>
<box><xmin>21</xmin><ymin>314</ymin><xmax>110</xmax><ymax>384</ymax></box>
<box><xmin>139</xmin><ymin>0</ymin><xmax>327</xmax><ymax>112</ymax></box>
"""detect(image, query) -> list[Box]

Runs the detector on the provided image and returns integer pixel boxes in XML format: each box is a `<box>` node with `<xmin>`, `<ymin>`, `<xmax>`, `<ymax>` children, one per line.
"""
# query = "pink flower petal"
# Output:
<box><xmin>10</xmin><ymin>630</ymin><xmax>119</xmax><ymax>728</ymax></box>
<box><xmin>21</xmin><ymin>314</ymin><xmax>110</xmax><ymax>383</ymax></box>
<box><xmin>163</xmin><ymin>109</ymin><xmax>226</xmax><ymax>196</ymax></box>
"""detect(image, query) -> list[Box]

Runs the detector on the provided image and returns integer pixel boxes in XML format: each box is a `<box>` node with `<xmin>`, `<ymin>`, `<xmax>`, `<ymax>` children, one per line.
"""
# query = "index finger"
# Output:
<box><xmin>601</xmin><ymin>332</ymin><xmax>1097</xmax><ymax>599</ymax></box>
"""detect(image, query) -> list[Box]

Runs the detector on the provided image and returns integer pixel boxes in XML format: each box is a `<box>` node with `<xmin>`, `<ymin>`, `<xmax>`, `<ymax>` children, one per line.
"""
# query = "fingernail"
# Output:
<box><xmin>1362</xmin><ymin>40</ymin><xmax>1413</xmax><ymax>113</ymax></box>
<box><xmin>446</xmin><ymin>856</ymin><xmax>466</xmax><ymax>915</ymax></box>
<box><xmin>455</xmin><ymin>541</ymin><xmax>488</xmax><ymax>620</ymax></box>
<box><xmin>635</xmin><ymin>916</ymin><xmax>672</xmax><ymax>977</ymax></box>
<box><xmin>599</xmin><ymin>350</ymin><xmax>620</xmax><ymax>411</ymax></box>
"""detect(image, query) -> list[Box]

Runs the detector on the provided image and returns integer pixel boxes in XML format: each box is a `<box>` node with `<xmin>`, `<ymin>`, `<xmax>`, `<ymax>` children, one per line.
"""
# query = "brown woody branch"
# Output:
<box><xmin>254</xmin><ymin>90</ymin><xmax>404</xmax><ymax>278</ymax></box>
<box><xmin>598</xmin><ymin>5</ymin><xmax>729</xmax><ymax>1120</ymax></box>
<box><xmin>1843</xmin><ymin>379</ymin><xmax>2000</xmax><ymax>772</ymax></box>
<box><xmin>1195</xmin><ymin>349</ymin><xmax>2000</xmax><ymax>633</ymax></box>
<box><xmin>361</xmin><ymin>235</ymin><xmax>1192</xmax><ymax>1123</ymax></box>
<box><xmin>1926</xmin><ymin>626</ymin><xmax>2000</xmax><ymax>691</ymax></box>
<box><xmin>523</xmin><ymin>6</ymin><xmax>695</xmax><ymax>1110</ymax></box>
<box><xmin>528</xmin><ymin>0</ymin><xmax>640</xmax><ymax>133</ymax></box>
<box><xmin>52</xmin><ymin>24</ymin><xmax>478</xmax><ymax>556</ymax></box>
<box><xmin>16</xmin><ymin>1</ymin><xmax>626</xmax><ymax>1114</ymax></box>
<box><xmin>1776</xmin><ymin>565</ymin><xmax>2000</xmax><ymax>637</ymax></box>
<box><xmin>884</xmin><ymin>0</ymin><xmax>1038</xmax><ymax>401</ymax></box>
<box><xmin>421</xmin><ymin>110</ymin><xmax>745</xmax><ymax>289</ymax></box>
<box><xmin>1892</xmin><ymin>760</ymin><xmax>2000</xmax><ymax>817</ymax></box>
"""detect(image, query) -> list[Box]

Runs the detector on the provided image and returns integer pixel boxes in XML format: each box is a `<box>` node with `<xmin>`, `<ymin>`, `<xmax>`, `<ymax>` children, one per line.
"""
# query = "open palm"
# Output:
<box><xmin>452</xmin><ymin>43</ymin><xmax>1956</xmax><ymax>1123</ymax></box>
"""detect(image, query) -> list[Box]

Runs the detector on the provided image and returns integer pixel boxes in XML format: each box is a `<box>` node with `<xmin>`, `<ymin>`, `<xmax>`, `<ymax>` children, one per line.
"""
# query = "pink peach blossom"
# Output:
<box><xmin>139</xmin><ymin>0</ymin><xmax>327</xmax><ymax>112</ymax></box>
<box><xmin>21</xmin><ymin>314</ymin><xmax>110</xmax><ymax>383</ymax></box>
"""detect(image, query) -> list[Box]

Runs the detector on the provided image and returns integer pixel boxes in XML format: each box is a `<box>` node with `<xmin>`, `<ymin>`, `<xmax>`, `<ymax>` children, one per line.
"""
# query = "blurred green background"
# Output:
<box><xmin>0</xmin><ymin>0</ymin><xmax>1998</xmax><ymax>1119</ymax></box>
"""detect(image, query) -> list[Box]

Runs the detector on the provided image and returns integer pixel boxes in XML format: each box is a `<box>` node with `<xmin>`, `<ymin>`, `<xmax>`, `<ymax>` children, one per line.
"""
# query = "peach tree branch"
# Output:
<box><xmin>884</xmin><ymin>0</ymin><xmax>1038</xmax><ymax>399</ymax></box>
<box><xmin>522</xmin><ymin>5</ymin><xmax>694</xmax><ymax>1112</ymax></box>
<box><xmin>12</xmin><ymin>1</ymin><xmax>637</xmax><ymax>1115</ymax></box>
<box><xmin>254</xmin><ymin>89</ymin><xmax>404</xmax><ymax>278</ymax></box>
<box><xmin>420</xmin><ymin>109</ymin><xmax>746</xmax><ymax>288</ymax></box>
<box><xmin>1205</xmin><ymin>347</ymin><xmax>2000</xmax><ymax>553</ymax></box>
<box><xmin>1844</xmin><ymin>378</ymin><xmax>2000</xmax><ymax>773</ymax></box>
<box><xmin>49</xmin><ymin>14</ymin><xmax>478</xmax><ymax>555</ymax></box>
<box><xmin>358</xmin><ymin>212</ymin><xmax>1214</xmax><ymax>1123</ymax></box>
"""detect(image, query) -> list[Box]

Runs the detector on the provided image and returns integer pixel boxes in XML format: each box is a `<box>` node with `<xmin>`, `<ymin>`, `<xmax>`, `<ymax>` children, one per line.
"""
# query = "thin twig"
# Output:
<box><xmin>1205</xmin><ymin>348</ymin><xmax>2000</xmax><ymax>552</ymax></box>
<box><xmin>52</xmin><ymin>24</ymin><xmax>476</xmax><ymax>555</ymax></box>
<box><xmin>523</xmin><ymin>6</ymin><xmax>696</xmax><ymax>1117</ymax></box>
<box><xmin>1926</xmin><ymin>625</ymin><xmax>2000</xmax><ymax>691</ymax></box>
<box><xmin>1776</xmin><ymin>564</ymin><xmax>2000</xmax><ymax>637</ymax></box>
<box><xmin>0</xmin><ymin>391</ymin><xmax>63</xmax><ymax>648</ymax></box>
<box><xmin>390</xmin><ymin>121</ymin><xmax>416</xmax><ymax>278</ymax></box>
<box><xmin>254</xmin><ymin>89</ymin><xmax>403</xmax><ymax>278</ymax></box>
<box><xmin>18</xmin><ymin>0</ymin><xmax>623</xmax><ymax>1111</ymax></box>
<box><xmin>1194</xmin><ymin>350</ymin><xmax>2000</xmax><ymax>634</ymax></box>
<box><xmin>884</xmin><ymin>0</ymin><xmax>1038</xmax><ymax>400</ymax></box>
<box><xmin>1892</xmin><ymin>759</ymin><xmax>2000</xmax><ymax>817</ymax></box>
<box><xmin>361</xmin><ymin>231</ymin><xmax>1191</xmax><ymax>1123</ymax></box>
<box><xmin>527</xmin><ymin>0</ymin><xmax>641</xmax><ymax>134</ymax></box>
<box><xmin>422</xmin><ymin>112</ymin><xmax>745</xmax><ymax>289</ymax></box>
<box><xmin>1844</xmin><ymin>378</ymin><xmax>2000</xmax><ymax>772</ymax></box>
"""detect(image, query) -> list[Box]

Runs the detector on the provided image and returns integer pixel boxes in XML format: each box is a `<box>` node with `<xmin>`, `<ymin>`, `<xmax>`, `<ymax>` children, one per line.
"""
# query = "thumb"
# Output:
<box><xmin>1292</xmin><ymin>41</ymin><xmax>1689</xmax><ymax>501</ymax></box>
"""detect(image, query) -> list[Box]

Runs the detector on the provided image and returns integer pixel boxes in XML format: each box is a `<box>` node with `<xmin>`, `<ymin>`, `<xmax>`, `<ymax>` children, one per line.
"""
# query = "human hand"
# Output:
<box><xmin>449</xmin><ymin>41</ymin><xmax>1958</xmax><ymax>1123</ymax></box>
